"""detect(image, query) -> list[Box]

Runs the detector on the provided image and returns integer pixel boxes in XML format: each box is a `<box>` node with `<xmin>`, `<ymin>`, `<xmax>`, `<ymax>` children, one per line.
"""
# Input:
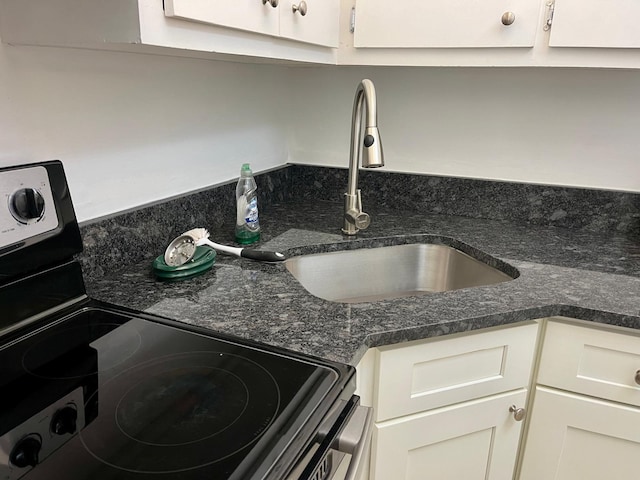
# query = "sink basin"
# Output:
<box><xmin>285</xmin><ymin>243</ymin><xmax>516</xmax><ymax>303</ymax></box>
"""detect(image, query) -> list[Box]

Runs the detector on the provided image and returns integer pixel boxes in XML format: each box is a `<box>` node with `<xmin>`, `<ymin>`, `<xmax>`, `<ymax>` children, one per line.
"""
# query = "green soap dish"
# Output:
<box><xmin>152</xmin><ymin>246</ymin><xmax>216</xmax><ymax>281</ymax></box>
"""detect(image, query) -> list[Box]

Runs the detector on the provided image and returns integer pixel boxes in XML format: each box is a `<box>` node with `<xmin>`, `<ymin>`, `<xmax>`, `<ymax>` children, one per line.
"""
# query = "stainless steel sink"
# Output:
<box><xmin>285</xmin><ymin>243</ymin><xmax>515</xmax><ymax>303</ymax></box>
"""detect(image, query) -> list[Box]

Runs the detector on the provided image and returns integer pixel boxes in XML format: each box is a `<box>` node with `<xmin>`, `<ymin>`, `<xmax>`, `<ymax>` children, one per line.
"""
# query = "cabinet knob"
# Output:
<box><xmin>292</xmin><ymin>1</ymin><xmax>308</xmax><ymax>16</ymax></box>
<box><xmin>635</xmin><ymin>370</ymin><xmax>640</xmax><ymax>386</ymax></box>
<box><xmin>501</xmin><ymin>12</ymin><xmax>516</xmax><ymax>26</ymax></box>
<box><xmin>509</xmin><ymin>405</ymin><xmax>526</xmax><ymax>422</ymax></box>
<box><xmin>262</xmin><ymin>0</ymin><xmax>278</xmax><ymax>7</ymax></box>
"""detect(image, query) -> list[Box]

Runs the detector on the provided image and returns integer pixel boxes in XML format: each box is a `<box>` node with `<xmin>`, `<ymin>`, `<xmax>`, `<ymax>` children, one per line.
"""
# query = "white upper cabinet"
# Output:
<box><xmin>340</xmin><ymin>0</ymin><xmax>640</xmax><ymax>68</ymax></box>
<box><xmin>0</xmin><ymin>0</ymin><xmax>339</xmax><ymax>64</ymax></box>
<box><xmin>164</xmin><ymin>0</ymin><xmax>280</xmax><ymax>38</ymax></box>
<box><xmin>353</xmin><ymin>0</ymin><xmax>541</xmax><ymax>48</ymax></box>
<box><xmin>164</xmin><ymin>0</ymin><xmax>339</xmax><ymax>48</ymax></box>
<box><xmin>2</xmin><ymin>0</ymin><xmax>640</xmax><ymax>67</ymax></box>
<box><xmin>278</xmin><ymin>0</ymin><xmax>340</xmax><ymax>47</ymax></box>
<box><xmin>548</xmin><ymin>0</ymin><xmax>640</xmax><ymax>48</ymax></box>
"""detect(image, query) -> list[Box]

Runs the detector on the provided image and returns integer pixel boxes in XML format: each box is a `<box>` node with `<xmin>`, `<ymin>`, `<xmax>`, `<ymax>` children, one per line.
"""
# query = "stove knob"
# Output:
<box><xmin>10</xmin><ymin>435</ymin><xmax>41</xmax><ymax>468</ymax></box>
<box><xmin>9</xmin><ymin>188</ymin><xmax>45</xmax><ymax>224</ymax></box>
<box><xmin>51</xmin><ymin>405</ymin><xmax>78</xmax><ymax>435</ymax></box>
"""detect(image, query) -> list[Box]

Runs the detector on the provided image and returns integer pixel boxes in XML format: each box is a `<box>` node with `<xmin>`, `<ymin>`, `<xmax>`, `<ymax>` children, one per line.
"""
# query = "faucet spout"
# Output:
<box><xmin>343</xmin><ymin>79</ymin><xmax>384</xmax><ymax>235</ymax></box>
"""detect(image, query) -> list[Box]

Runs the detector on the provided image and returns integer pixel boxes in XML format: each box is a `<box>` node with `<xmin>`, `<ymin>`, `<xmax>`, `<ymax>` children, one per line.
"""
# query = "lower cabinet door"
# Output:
<box><xmin>370</xmin><ymin>390</ymin><xmax>527</xmax><ymax>480</ymax></box>
<box><xmin>519</xmin><ymin>387</ymin><xmax>640</xmax><ymax>480</ymax></box>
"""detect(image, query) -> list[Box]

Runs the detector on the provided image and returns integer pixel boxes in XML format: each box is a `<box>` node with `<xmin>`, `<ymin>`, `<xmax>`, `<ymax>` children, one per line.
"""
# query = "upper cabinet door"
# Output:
<box><xmin>164</xmin><ymin>0</ymin><xmax>338</xmax><ymax>48</ymax></box>
<box><xmin>279</xmin><ymin>0</ymin><xmax>340</xmax><ymax>47</ymax></box>
<box><xmin>549</xmin><ymin>0</ymin><xmax>640</xmax><ymax>48</ymax></box>
<box><xmin>164</xmin><ymin>0</ymin><xmax>280</xmax><ymax>37</ymax></box>
<box><xmin>353</xmin><ymin>0</ymin><xmax>541</xmax><ymax>48</ymax></box>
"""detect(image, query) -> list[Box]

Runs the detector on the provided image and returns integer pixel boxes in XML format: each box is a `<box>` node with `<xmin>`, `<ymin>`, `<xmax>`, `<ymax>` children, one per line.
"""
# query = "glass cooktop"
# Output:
<box><xmin>0</xmin><ymin>307</ymin><xmax>340</xmax><ymax>480</ymax></box>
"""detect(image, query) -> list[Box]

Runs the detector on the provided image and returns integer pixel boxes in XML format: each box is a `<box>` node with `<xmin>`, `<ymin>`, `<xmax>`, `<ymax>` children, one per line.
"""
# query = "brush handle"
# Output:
<box><xmin>198</xmin><ymin>238</ymin><xmax>285</xmax><ymax>262</ymax></box>
<box><xmin>240</xmin><ymin>249</ymin><xmax>286</xmax><ymax>263</ymax></box>
<box><xmin>198</xmin><ymin>239</ymin><xmax>242</xmax><ymax>256</ymax></box>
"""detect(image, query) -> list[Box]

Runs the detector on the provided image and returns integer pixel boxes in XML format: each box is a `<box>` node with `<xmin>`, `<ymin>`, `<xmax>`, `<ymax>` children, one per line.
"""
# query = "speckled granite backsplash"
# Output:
<box><xmin>289</xmin><ymin>166</ymin><xmax>640</xmax><ymax>234</ymax></box>
<box><xmin>79</xmin><ymin>167</ymin><xmax>292</xmax><ymax>279</ymax></box>
<box><xmin>78</xmin><ymin>165</ymin><xmax>639</xmax><ymax>280</ymax></box>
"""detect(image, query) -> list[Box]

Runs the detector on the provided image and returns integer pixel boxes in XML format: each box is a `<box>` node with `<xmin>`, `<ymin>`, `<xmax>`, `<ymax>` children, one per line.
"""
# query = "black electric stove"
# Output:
<box><xmin>0</xmin><ymin>161</ymin><xmax>368</xmax><ymax>480</ymax></box>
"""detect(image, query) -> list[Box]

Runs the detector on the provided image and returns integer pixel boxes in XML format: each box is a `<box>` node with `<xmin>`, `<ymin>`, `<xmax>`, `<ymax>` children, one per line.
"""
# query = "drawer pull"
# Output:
<box><xmin>501</xmin><ymin>12</ymin><xmax>516</xmax><ymax>26</ymax></box>
<box><xmin>292</xmin><ymin>1</ymin><xmax>308</xmax><ymax>16</ymax></box>
<box><xmin>509</xmin><ymin>405</ymin><xmax>526</xmax><ymax>422</ymax></box>
<box><xmin>262</xmin><ymin>0</ymin><xmax>278</xmax><ymax>7</ymax></box>
<box><xmin>635</xmin><ymin>370</ymin><xmax>640</xmax><ymax>386</ymax></box>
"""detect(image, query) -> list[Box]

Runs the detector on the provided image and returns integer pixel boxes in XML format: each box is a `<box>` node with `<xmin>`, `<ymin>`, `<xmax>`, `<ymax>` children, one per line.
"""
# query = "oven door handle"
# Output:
<box><xmin>332</xmin><ymin>404</ymin><xmax>374</xmax><ymax>480</ymax></box>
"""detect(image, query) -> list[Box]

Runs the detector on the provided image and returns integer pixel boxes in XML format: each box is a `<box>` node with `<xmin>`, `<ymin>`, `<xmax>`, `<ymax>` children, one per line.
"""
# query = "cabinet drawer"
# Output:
<box><xmin>374</xmin><ymin>323</ymin><xmax>538</xmax><ymax>421</ymax></box>
<box><xmin>538</xmin><ymin>320</ymin><xmax>640</xmax><ymax>407</ymax></box>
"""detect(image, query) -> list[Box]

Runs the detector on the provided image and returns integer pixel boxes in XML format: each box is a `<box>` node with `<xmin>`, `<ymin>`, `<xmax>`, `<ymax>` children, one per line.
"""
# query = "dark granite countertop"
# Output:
<box><xmin>84</xmin><ymin>200</ymin><xmax>640</xmax><ymax>365</ymax></box>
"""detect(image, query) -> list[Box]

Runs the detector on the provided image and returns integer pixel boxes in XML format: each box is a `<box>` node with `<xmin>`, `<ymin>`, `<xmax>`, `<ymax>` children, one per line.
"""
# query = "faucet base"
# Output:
<box><xmin>342</xmin><ymin>191</ymin><xmax>371</xmax><ymax>235</ymax></box>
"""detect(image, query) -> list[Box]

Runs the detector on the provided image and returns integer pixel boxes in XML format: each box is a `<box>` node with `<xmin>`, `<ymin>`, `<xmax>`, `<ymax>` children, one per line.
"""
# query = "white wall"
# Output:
<box><xmin>287</xmin><ymin>67</ymin><xmax>640</xmax><ymax>192</ymax></box>
<box><xmin>0</xmin><ymin>42</ymin><xmax>290</xmax><ymax>222</ymax></box>
<box><xmin>1</xmin><ymin>41</ymin><xmax>639</xmax><ymax>223</ymax></box>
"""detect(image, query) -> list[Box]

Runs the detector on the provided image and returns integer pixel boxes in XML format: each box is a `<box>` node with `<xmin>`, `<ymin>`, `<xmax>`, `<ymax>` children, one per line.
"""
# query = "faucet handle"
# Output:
<box><xmin>356</xmin><ymin>212</ymin><xmax>371</xmax><ymax>230</ymax></box>
<box><xmin>343</xmin><ymin>209</ymin><xmax>370</xmax><ymax>234</ymax></box>
<box><xmin>346</xmin><ymin>210</ymin><xmax>371</xmax><ymax>230</ymax></box>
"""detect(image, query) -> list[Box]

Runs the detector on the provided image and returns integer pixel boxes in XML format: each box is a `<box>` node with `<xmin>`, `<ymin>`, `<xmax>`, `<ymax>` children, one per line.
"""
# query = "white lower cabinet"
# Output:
<box><xmin>357</xmin><ymin>323</ymin><xmax>539</xmax><ymax>480</ymax></box>
<box><xmin>357</xmin><ymin>318</ymin><xmax>640</xmax><ymax>479</ymax></box>
<box><xmin>536</xmin><ymin>320</ymin><xmax>640</xmax><ymax>407</ymax></box>
<box><xmin>371</xmin><ymin>389</ymin><xmax>528</xmax><ymax>480</ymax></box>
<box><xmin>519</xmin><ymin>387</ymin><xmax>640</xmax><ymax>480</ymax></box>
<box><xmin>516</xmin><ymin>319</ymin><xmax>640</xmax><ymax>480</ymax></box>
<box><xmin>374</xmin><ymin>323</ymin><xmax>539</xmax><ymax>421</ymax></box>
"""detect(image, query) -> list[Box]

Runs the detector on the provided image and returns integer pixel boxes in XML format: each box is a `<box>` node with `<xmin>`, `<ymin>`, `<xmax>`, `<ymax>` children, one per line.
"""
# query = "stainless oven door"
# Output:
<box><xmin>287</xmin><ymin>396</ymin><xmax>373</xmax><ymax>480</ymax></box>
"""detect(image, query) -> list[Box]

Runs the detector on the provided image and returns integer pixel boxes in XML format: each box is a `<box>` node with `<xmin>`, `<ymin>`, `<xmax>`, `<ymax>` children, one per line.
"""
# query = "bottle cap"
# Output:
<box><xmin>241</xmin><ymin>163</ymin><xmax>252</xmax><ymax>175</ymax></box>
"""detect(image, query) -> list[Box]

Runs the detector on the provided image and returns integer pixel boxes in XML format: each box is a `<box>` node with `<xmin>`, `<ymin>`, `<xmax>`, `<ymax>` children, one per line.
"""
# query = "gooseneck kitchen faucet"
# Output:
<box><xmin>342</xmin><ymin>79</ymin><xmax>384</xmax><ymax>235</ymax></box>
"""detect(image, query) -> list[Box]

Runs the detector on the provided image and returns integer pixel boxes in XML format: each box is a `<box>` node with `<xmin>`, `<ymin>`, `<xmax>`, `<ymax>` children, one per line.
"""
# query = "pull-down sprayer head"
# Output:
<box><xmin>356</xmin><ymin>79</ymin><xmax>384</xmax><ymax>169</ymax></box>
<box><xmin>362</xmin><ymin>126</ymin><xmax>384</xmax><ymax>169</ymax></box>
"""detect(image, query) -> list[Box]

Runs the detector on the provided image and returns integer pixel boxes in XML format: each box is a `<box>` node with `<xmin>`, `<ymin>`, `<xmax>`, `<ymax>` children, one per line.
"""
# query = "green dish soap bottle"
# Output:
<box><xmin>235</xmin><ymin>163</ymin><xmax>260</xmax><ymax>245</ymax></box>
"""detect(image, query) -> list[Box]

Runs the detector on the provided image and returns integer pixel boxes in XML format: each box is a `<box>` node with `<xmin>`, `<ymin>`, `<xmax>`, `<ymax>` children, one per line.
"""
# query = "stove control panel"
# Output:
<box><xmin>0</xmin><ymin>166</ymin><xmax>60</xmax><ymax>250</ymax></box>
<box><xmin>0</xmin><ymin>388</ymin><xmax>85</xmax><ymax>480</ymax></box>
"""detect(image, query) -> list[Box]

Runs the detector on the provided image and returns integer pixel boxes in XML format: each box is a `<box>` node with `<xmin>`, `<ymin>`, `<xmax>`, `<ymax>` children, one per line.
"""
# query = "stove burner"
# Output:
<box><xmin>22</xmin><ymin>321</ymin><xmax>142</xmax><ymax>380</ymax></box>
<box><xmin>116</xmin><ymin>366</ymin><xmax>248</xmax><ymax>446</ymax></box>
<box><xmin>79</xmin><ymin>351</ymin><xmax>281</xmax><ymax>474</ymax></box>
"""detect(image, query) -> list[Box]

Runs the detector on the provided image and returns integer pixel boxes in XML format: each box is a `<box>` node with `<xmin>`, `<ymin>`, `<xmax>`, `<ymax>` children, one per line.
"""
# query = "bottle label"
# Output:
<box><xmin>244</xmin><ymin>197</ymin><xmax>260</xmax><ymax>231</ymax></box>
